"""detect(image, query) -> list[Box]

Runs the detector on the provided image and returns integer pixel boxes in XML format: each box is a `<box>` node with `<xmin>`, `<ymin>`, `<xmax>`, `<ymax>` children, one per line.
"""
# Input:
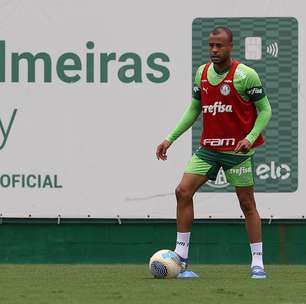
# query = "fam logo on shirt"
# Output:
<box><xmin>220</xmin><ymin>83</ymin><xmax>231</xmax><ymax>96</ymax></box>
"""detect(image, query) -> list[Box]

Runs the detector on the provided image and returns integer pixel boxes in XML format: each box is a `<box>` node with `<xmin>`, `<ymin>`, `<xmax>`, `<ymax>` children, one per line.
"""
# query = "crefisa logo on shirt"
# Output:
<box><xmin>202</xmin><ymin>101</ymin><xmax>233</xmax><ymax>116</ymax></box>
<box><xmin>220</xmin><ymin>83</ymin><xmax>231</xmax><ymax>96</ymax></box>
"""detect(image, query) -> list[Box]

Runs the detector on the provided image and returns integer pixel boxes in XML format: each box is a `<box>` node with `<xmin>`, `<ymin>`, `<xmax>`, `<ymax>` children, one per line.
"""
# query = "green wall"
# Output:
<box><xmin>0</xmin><ymin>218</ymin><xmax>305</xmax><ymax>264</ymax></box>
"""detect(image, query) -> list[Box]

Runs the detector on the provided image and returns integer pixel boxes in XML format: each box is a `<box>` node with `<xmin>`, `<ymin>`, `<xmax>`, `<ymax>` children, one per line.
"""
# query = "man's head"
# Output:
<box><xmin>208</xmin><ymin>27</ymin><xmax>233</xmax><ymax>65</ymax></box>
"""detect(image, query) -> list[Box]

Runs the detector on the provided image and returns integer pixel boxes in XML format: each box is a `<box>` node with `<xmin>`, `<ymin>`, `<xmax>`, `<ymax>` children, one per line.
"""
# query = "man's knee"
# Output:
<box><xmin>175</xmin><ymin>184</ymin><xmax>194</xmax><ymax>201</ymax></box>
<box><xmin>238</xmin><ymin>193</ymin><xmax>257</xmax><ymax>216</ymax></box>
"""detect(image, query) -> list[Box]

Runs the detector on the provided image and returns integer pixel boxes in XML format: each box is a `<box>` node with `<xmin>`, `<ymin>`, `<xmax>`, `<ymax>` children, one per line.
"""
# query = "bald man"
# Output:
<box><xmin>156</xmin><ymin>26</ymin><xmax>271</xmax><ymax>279</ymax></box>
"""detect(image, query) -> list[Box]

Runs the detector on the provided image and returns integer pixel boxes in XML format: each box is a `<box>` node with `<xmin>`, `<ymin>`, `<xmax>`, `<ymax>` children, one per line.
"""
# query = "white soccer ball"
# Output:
<box><xmin>149</xmin><ymin>249</ymin><xmax>182</xmax><ymax>279</ymax></box>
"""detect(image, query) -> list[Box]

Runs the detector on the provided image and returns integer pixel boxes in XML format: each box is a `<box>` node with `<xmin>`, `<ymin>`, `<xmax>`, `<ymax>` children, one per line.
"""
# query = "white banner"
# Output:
<box><xmin>0</xmin><ymin>0</ymin><xmax>305</xmax><ymax>218</ymax></box>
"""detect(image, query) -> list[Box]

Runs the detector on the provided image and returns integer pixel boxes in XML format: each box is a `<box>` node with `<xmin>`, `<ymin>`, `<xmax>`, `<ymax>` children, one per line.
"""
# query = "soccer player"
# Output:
<box><xmin>156</xmin><ymin>26</ymin><xmax>272</xmax><ymax>279</ymax></box>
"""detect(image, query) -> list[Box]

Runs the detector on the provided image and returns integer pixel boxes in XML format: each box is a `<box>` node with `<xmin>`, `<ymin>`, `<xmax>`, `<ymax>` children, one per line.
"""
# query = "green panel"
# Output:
<box><xmin>192</xmin><ymin>17</ymin><xmax>298</xmax><ymax>192</ymax></box>
<box><xmin>0</xmin><ymin>219</ymin><xmax>306</xmax><ymax>264</ymax></box>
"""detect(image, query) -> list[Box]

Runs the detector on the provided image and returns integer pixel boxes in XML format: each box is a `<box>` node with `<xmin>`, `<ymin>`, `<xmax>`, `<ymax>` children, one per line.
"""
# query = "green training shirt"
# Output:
<box><xmin>166</xmin><ymin>62</ymin><xmax>272</xmax><ymax>154</ymax></box>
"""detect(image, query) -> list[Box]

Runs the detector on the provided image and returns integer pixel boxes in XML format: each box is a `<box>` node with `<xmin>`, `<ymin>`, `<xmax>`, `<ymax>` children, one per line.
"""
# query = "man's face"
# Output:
<box><xmin>208</xmin><ymin>31</ymin><xmax>233</xmax><ymax>64</ymax></box>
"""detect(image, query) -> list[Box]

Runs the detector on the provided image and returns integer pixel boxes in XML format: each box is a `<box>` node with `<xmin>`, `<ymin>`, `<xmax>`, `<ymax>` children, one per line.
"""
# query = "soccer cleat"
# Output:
<box><xmin>251</xmin><ymin>266</ymin><xmax>267</xmax><ymax>279</ymax></box>
<box><xmin>177</xmin><ymin>270</ymin><xmax>199</xmax><ymax>278</ymax></box>
<box><xmin>178</xmin><ymin>256</ymin><xmax>188</xmax><ymax>271</ymax></box>
<box><xmin>176</xmin><ymin>255</ymin><xmax>199</xmax><ymax>278</ymax></box>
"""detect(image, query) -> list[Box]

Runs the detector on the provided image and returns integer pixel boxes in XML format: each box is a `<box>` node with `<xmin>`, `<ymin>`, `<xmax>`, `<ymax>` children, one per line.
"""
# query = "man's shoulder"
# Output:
<box><xmin>197</xmin><ymin>64</ymin><xmax>207</xmax><ymax>73</ymax></box>
<box><xmin>235</xmin><ymin>62</ymin><xmax>260</xmax><ymax>80</ymax></box>
<box><xmin>194</xmin><ymin>64</ymin><xmax>208</xmax><ymax>86</ymax></box>
<box><xmin>234</xmin><ymin>61</ymin><xmax>264</xmax><ymax>94</ymax></box>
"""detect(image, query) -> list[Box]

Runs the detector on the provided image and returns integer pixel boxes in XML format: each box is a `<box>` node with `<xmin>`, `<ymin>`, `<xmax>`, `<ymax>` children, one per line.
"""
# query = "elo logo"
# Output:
<box><xmin>256</xmin><ymin>161</ymin><xmax>291</xmax><ymax>180</ymax></box>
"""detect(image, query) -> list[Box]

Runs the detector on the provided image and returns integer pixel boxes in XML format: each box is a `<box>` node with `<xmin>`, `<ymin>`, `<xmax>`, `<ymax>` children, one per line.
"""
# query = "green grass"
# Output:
<box><xmin>0</xmin><ymin>265</ymin><xmax>305</xmax><ymax>304</ymax></box>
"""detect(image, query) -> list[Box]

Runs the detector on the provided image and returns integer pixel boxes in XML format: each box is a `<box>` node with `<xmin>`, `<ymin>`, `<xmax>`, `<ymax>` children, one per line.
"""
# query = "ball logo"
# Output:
<box><xmin>207</xmin><ymin>167</ymin><xmax>229</xmax><ymax>188</ymax></box>
<box><xmin>220</xmin><ymin>83</ymin><xmax>231</xmax><ymax>96</ymax></box>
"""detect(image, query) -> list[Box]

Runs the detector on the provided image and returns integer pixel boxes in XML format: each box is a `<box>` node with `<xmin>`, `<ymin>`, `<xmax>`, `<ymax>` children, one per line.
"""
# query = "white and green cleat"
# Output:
<box><xmin>176</xmin><ymin>256</ymin><xmax>199</xmax><ymax>279</ymax></box>
<box><xmin>251</xmin><ymin>266</ymin><xmax>267</xmax><ymax>279</ymax></box>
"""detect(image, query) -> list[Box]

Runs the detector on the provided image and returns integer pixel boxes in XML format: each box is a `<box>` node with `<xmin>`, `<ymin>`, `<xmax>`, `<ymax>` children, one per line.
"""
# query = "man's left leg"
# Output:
<box><xmin>224</xmin><ymin>154</ymin><xmax>266</xmax><ymax>279</ymax></box>
<box><xmin>236</xmin><ymin>186</ymin><xmax>261</xmax><ymax>244</ymax></box>
<box><xmin>236</xmin><ymin>186</ymin><xmax>266</xmax><ymax>279</ymax></box>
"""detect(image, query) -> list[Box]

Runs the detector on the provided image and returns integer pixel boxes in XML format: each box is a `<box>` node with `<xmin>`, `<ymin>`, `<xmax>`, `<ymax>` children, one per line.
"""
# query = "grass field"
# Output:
<box><xmin>0</xmin><ymin>265</ymin><xmax>305</xmax><ymax>304</ymax></box>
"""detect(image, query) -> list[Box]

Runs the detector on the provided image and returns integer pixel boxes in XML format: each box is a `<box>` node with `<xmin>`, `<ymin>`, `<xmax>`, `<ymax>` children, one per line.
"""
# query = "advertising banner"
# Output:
<box><xmin>192</xmin><ymin>17</ymin><xmax>298</xmax><ymax>192</ymax></box>
<box><xmin>0</xmin><ymin>1</ymin><xmax>304</xmax><ymax>218</ymax></box>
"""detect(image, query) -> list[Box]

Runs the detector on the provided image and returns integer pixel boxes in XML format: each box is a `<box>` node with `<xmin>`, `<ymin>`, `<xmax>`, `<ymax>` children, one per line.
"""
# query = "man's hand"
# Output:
<box><xmin>156</xmin><ymin>140</ymin><xmax>172</xmax><ymax>160</ymax></box>
<box><xmin>234</xmin><ymin>138</ymin><xmax>252</xmax><ymax>153</ymax></box>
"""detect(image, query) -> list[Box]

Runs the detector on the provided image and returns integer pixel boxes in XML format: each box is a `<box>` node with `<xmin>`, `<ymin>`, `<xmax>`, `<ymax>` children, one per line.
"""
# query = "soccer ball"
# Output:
<box><xmin>149</xmin><ymin>249</ymin><xmax>182</xmax><ymax>279</ymax></box>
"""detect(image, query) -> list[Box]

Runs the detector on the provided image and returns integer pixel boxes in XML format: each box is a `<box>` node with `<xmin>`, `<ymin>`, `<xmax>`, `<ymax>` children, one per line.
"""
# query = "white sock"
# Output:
<box><xmin>250</xmin><ymin>242</ymin><xmax>264</xmax><ymax>268</ymax></box>
<box><xmin>174</xmin><ymin>232</ymin><xmax>190</xmax><ymax>259</ymax></box>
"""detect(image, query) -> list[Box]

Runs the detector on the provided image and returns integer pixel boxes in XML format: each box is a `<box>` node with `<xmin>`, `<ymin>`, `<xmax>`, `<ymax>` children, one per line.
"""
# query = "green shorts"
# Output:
<box><xmin>185</xmin><ymin>147</ymin><xmax>255</xmax><ymax>187</ymax></box>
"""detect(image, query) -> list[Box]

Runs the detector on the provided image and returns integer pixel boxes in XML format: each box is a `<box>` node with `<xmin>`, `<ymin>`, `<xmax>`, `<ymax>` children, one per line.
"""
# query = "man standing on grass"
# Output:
<box><xmin>156</xmin><ymin>26</ymin><xmax>272</xmax><ymax>279</ymax></box>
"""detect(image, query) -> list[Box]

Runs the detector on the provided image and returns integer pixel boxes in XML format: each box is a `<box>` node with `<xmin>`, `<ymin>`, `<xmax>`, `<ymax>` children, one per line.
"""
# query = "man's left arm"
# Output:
<box><xmin>246</xmin><ymin>96</ymin><xmax>272</xmax><ymax>144</ymax></box>
<box><xmin>235</xmin><ymin>97</ymin><xmax>272</xmax><ymax>152</ymax></box>
<box><xmin>234</xmin><ymin>66</ymin><xmax>272</xmax><ymax>152</ymax></box>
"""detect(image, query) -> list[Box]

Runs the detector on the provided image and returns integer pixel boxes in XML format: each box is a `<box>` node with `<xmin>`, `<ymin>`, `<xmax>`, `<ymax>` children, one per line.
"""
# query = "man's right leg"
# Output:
<box><xmin>174</xmin><ymin>149</ymin><xmax>217</xmax><ymax>277</ymax></box>
<box><xmin>174</xmin><ymin>173</ymin><xmax>208</xmax><ymax>267</ymax></box>
<box><xmin>174</xmin><ymin>150</ymin><xmax>215</xmax><ymax>265</ymax></box>
<box><xmin>175</xmin><ymin>173</ymin><xmax>208</xmax><ymax>233</ymax></box>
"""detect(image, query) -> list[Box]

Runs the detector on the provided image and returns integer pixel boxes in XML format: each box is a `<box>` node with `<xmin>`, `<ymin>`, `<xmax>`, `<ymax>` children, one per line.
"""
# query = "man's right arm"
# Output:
<box><xmin>165</xmin><ymin>65</ymin><xmax>204</xmax><ymax>143</ymax></box>
<box><xmin>156</xmin><ymin>98</ymin><xmax>201</xmax><ymax>160</ymax></box>
<box><xmin>156</xmin><ymin>65</ymin><xmax>204</xmax><ymax>160</ymax></box>
<box><xmin>165</xmin><ymin>98</ymin><xmax>201</xmax><ymax>143</ymax></box>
